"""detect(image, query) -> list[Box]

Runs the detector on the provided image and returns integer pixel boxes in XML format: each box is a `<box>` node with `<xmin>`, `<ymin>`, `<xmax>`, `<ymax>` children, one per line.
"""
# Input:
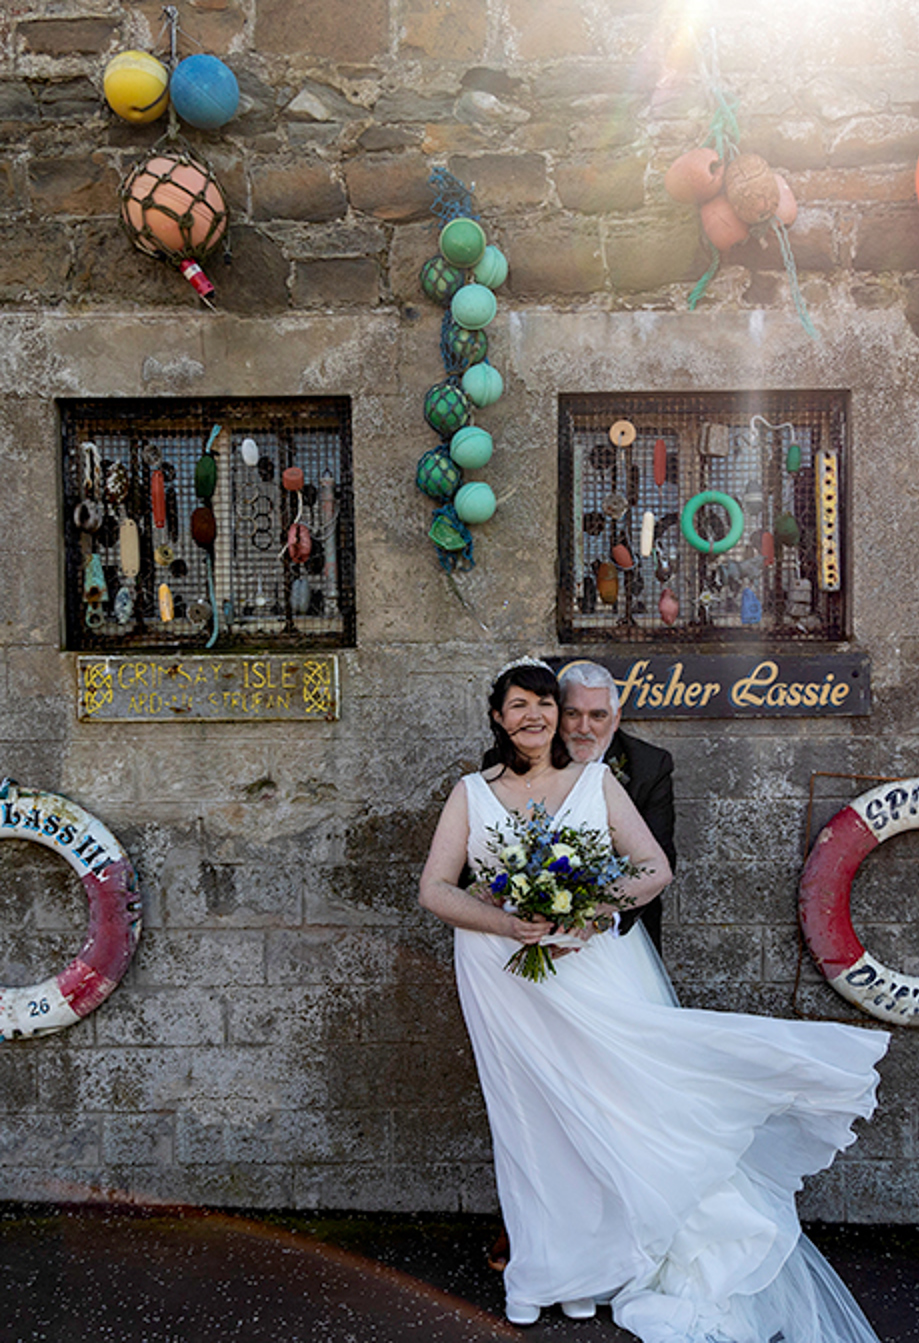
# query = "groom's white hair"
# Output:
<box><xmin>557</xmin><ymin>661</ymin><xmax>621</xmax><ymax>714</ymax></box>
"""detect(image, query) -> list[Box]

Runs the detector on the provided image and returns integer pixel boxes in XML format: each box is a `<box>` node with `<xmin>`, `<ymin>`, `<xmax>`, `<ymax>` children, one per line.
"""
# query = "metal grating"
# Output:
<box><xmin>61</xmin><ymin>397</ymin><xmax>355</xmax><ymax>651</ymax></box>
<box><xmin>558</xmin><ymin>391</ymin><xmax>847</xmax><ymax>644</ymax></box>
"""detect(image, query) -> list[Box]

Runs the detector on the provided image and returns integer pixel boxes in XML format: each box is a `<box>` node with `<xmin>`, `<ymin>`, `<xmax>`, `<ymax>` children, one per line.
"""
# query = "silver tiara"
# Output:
<box><xmin>492</xmin><ymin>655</ymin><xmax>555</xmax><ymax>686</ymax></box>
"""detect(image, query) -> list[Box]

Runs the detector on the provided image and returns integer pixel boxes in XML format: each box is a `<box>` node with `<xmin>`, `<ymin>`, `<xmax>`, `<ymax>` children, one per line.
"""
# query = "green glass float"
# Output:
<box><xmin>774</xmin><ymin>511</ymin><xmax>800</xmax><ymax>546</ymax></box>
<box><xmin>420</xmin><ymin>255</ymin><xmax>465</xmax><ymax>307</ymax></box>
<box><xmin>423</xmin><ymin>380</ymin><xmax>472</xmax><ymax>435</ymax></box>
<box><xmin>454</xmin><ymin>481</ymin><xmax>496</xmax><ymax>524</ymax></box>
<box><xmin>428</xmin><ymin>512</ymin><xmax>468</xmax><ymax>550</ymax></box>
<box><xmin>450</xmin><ymin>426</ymin><xmax>493</xmax><ymax>470</ymax></box>
<box><xmin>194</xmin><ymin>451</ymin><xmax>217</xmax><ymax>500</ymax></box>
<box><xmin>439</xmin><ymin>217</ymin><xmax>487</xmax><ymax>268</ymax></box>
<box><xmin>416</xmin><ymin>445</ymin><xmax>462</xmax><ymax>500</ymax></box>
<box><xmin>445</xmin><ymin>320</ymin><xmax>488</xmax><ymax>370</ymax></box>
<box><xmin>451</xmin><ymin>282</ymin><xmax>497</xmax><ymax>331</ymax></box>
<box><xmin>474</xmin><ymin>244</ymin><xmax>509</xmax><ymax>289</ymax></box>
<box><xmin>461</xmin><ymin>362</ymin><xmax>503</xmax><ymax>407</ymax></box>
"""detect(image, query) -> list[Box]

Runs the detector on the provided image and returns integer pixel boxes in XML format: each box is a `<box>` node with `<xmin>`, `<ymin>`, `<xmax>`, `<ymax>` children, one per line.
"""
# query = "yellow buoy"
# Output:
<box><xmin>158</xmin><ymin>583</ymin><xmax>175</xmax><ymax>623</ymax></box>
<box><xmin>104</xmin><ymin>50</ymin><xmax>170</xmax><ymax>124</ymax></box>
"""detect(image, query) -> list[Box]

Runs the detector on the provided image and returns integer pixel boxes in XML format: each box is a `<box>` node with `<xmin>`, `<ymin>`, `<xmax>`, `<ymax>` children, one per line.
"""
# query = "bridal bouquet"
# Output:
<box><xmin>476</xmin><ymin>802</ymin><xmax>639</xmax><ymax>983</ymax></box>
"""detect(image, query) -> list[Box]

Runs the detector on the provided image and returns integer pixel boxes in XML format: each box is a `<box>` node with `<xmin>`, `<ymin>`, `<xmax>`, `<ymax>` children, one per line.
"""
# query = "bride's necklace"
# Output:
<box><xmin>492</xmin><ymin>761</ymin><xmax>577</xmax><ymax>815</ymax></box>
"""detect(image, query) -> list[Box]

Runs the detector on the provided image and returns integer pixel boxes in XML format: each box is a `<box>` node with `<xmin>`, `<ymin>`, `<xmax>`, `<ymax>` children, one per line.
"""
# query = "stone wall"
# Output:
<box><xmin>0</xmin><ymin>0</ymin><xmax>917</xmax><ymax>1220</ymax></box>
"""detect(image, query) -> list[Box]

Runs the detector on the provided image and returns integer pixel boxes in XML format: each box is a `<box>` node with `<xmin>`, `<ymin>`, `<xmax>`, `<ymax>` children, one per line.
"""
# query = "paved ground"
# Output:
<box><xmin>0</xmin><ymin>1204</ymin><xmax>916</xmax><ymax>1343</ymax></box>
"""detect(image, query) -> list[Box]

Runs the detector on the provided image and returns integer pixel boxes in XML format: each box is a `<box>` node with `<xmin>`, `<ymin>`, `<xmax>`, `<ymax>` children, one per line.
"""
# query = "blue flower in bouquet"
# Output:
<box><xmin>548</xmin><ymin>842</ymin><xmax>581</xmax><ymax>876</ymax></box>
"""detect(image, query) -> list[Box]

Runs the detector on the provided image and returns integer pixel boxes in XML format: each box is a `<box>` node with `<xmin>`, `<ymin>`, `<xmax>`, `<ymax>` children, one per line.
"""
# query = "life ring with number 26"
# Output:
<box><xmin>798</xmin><ymin>778</ymin><xmax>919</xmax><ymax>1026</ymax></box>
<box><xmin>680</xmin><ymin>490</ymin><xmax>745</xmax><ymax>555</ymax></box>
<box><xmin>0</xmin><ymin>781</ymin><xmax>141</xmax><ymax>1043</ymax></box>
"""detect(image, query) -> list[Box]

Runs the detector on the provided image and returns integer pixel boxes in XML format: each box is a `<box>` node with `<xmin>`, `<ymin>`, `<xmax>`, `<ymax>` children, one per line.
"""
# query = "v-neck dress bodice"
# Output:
<box><xmin>465</xmin><ymin>760</ymin><xmax>603</xmax><ymax>867</ymax></box>
<box><xmin>453</xmin><ymin>761</ymin><xmax>887</xmax><ymax>1343</ymax></box>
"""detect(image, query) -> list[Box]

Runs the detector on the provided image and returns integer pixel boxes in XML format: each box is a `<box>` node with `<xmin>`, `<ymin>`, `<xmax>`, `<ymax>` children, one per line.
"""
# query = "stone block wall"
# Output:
<box><xmin>0</xmin><ymin>0</ymin><xmax>917</xmax><ymax>1220</ymax></box>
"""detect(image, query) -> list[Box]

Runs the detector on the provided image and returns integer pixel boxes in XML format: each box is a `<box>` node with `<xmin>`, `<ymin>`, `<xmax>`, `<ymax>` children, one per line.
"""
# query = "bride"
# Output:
<box><xmin>419</xmin><ymin>656</ymin><xmax>889</xmax><ymax>1339</ymax></box>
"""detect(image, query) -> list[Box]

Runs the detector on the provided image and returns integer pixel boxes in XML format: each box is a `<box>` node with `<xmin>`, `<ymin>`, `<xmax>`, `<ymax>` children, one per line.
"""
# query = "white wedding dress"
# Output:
<box><xmin>457</xmin><ymin>762</ymin><xmax>889</xmax><ymax>1343</ymax></box>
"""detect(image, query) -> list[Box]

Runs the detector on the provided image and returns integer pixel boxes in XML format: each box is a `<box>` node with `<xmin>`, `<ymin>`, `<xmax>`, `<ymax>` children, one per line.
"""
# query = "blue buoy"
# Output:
<box><xmin>169</xmin><ymin>54</ymin><xmax>240</xmax><ymax>130</ymax></box>
<box><xmin>740</xmin><ymin>587</ymin><xmax>762</xmax><ymax>625</ymax></box>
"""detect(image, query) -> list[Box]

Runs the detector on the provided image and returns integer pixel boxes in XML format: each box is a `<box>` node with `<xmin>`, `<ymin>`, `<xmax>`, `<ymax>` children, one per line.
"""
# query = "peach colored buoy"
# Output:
<box><xmin>664</xmin><ymin>147</ymin><xmax>725</xmax><ymax>204</ymax></box>
<box><xmin>659</xmin><ymin>588</ymin><xmax>679</xmax><ymax>625</ymax></box>
<box><xmin>700</xmin><ymin>194</ymin><xmax>750</xmax><ymax>251</ymax></box>
<box><xmin>773</xmin><ymin>173</ymin><xmax>798</xmax><ymax>227</ymax></box>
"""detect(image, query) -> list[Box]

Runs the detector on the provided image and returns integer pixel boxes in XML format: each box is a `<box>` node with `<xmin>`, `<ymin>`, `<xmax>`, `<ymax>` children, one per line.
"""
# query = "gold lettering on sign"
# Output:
<box><xmin>78</xmin><ymin>656</ymin><xmax>339</xmax><ymax>722</ymax></box>
<box><xmin>603</xmin><ymin>654</ymin><xmax>861</xmax><ymax>718</ymax></box>
<box><xmin>729</xmin><ymin>660</ymin><xmax>850</xmax><ymax>710</ymax></box>
<box><xmin>617</xmin><ymin>661</ymin><xmax>723</xmax><ymax>711</ymax></box>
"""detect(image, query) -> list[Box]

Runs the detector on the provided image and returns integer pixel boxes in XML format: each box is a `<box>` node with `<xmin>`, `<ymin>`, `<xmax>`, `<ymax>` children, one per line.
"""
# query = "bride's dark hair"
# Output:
<box><xmin>487</xmin><ymin>662</ymin><xmax>570</xmax><ymax>775</ymax></box>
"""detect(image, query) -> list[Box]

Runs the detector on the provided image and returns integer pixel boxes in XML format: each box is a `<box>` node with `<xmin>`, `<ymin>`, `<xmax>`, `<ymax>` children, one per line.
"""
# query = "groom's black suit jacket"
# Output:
<box><xmin>607</xmin><ymin>729</ymin><xmax>675</xmax><ymax>954</ymax></box>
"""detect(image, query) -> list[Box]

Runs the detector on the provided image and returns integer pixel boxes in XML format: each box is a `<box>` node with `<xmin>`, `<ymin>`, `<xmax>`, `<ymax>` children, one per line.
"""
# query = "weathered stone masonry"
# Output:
<box><xmin>0</xmin><ymin>0</ymin><xmax>917</xmax><ymax>1218</ymax></box>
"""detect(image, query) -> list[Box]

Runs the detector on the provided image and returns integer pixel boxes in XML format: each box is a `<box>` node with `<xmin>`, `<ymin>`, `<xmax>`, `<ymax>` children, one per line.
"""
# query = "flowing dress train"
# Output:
<box><xmin>457</xmin><ymin>762</ymin><xmax>889</xmax><ymax>1343</ymax></box>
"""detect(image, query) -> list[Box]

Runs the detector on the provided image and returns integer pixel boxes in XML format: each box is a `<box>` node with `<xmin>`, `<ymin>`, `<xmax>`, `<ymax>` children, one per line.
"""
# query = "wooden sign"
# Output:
<box><xmin>77</xmin><ymin>654</ymin><xmax>339</xmax><ymax>722</ymax></box>
<box><xmin>549</xmin><ymin>652</ymin><xmax>870</xmax><ymax>719</ymax></box>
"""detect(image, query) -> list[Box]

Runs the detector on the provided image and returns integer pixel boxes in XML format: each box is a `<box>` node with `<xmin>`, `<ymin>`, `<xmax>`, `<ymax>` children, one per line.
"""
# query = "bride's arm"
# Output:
<box><xmin>419</xmin><ymin>781</ymin><xmax>552</xmax><ymax>944</ymax></box>
<box><xmin>593</xmin><ymin>767</ymin><xmax>673</xmax><ymax>915</ymax></box>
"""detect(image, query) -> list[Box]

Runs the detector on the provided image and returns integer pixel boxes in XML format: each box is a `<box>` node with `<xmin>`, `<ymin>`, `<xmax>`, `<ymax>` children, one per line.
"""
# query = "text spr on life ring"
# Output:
<box><xmin>798</xmin><ymin>778</ymin><xmax>919</xmax><ymax>1026</ymax></box>
<box><xmin>0</xmin><ymin>782</ymin><xmax>141</xmax><ymax>1042</ymax></box>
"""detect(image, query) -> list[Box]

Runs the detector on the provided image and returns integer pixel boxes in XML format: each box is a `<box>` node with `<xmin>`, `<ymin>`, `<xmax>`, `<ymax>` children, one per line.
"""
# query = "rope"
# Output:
<box><xmin>697</xmin><ymin>29</ymin><xmax>740</xmax><ymax>162</ymax></box>
<box><xmin>440</xmin><ymin>307</ymin><xmax>461</xmax><ymax>373</ymax></box>
<box><xmin>687</xmin><ymin>235</ymin><xmax>722</xmax><ymax>311</ymax></box>
<box><xmin>428</xmin><ymin>167</ymin><xmax>478</xmax><ymax>223</ymax></box>
<box><xmin>154</xmin><ymin>3</ymin><xmax>204</xmax><ymax>65</ymax></box>
<box><xmin>205</xmin><ymin>552</ymin><xmax>219</xmax><ymax>648</ymax></box>
<box><xmin>771</xmin><ymin>219</ymin><xmax>819</xmax><ymax>340</ymax></box>
<box><xmin>445</xmin><ymin>569</ymin><xmax>490</xmax><ymax>631</ymax></box>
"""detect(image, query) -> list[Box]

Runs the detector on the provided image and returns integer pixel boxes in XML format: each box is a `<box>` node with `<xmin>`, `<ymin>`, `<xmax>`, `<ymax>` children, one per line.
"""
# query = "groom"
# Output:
<box><xmin>556</xmin><ymin>660</ymin><xmax>675</xmax><ymax>954</ymax></box>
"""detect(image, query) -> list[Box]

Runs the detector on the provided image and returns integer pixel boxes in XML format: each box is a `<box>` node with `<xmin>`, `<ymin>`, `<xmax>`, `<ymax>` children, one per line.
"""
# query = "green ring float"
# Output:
<box><xmin>680</xmin><ymin>490</ymin><xmax>744</xmax><ymax>555</ymax></box>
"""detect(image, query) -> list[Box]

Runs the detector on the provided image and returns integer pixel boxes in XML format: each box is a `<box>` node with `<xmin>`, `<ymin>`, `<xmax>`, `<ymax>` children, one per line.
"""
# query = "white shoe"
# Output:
<box><xmin>506</xmin><ymin>1300</ymin><xmax>541</xmax><ymax>1326</ymax></box>
<box><xmin>561</xmin><ymin>1298</ymin><xmax>597</xmax><ymax>1319</ymax></box>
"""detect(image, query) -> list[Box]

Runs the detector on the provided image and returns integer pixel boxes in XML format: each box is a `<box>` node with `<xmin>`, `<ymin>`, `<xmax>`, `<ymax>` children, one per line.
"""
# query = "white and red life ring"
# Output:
<box><xmin>0</xmin><ymin>781</ymin><xmax>141</xmax><ymax>1042</ymax></box>
<box><xmin>798</xmin><ymin>778</ymin><xmax>919</xmax><ymax>1025</ymax></box>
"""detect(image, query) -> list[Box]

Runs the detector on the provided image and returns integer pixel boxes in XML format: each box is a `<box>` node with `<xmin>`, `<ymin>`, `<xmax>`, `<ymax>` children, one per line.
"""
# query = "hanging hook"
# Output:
<box><xmin>750</xmin><ymin>413</ymin><xmax>796</xmax><ymax>441</ymax></box>
<box><xmin>161</xmin><ymin>5</ymin><xmax>179</xmax><ymax>65</ymax></box>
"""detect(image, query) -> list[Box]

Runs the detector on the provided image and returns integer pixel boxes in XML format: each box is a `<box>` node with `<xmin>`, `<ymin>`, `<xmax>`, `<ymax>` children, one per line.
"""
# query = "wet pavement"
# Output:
<box><xmin>0</xmin><ymin>1204</ymin><xmax>916</xmax><ymax>1343</ymax></box>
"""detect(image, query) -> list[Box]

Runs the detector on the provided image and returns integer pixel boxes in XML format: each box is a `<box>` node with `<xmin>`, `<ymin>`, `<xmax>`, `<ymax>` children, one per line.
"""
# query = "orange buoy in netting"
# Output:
<box><xmin>120</xmin><ymin>145</ymin><xmax>228</xmax><ymax>304</ymax></box>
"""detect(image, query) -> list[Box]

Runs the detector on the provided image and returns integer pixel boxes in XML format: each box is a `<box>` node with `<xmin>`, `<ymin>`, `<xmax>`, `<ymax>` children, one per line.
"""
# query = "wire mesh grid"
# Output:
<box><xmin>61</xmin><ymin>398</ymin><xmax>355</xmax><ymax>651</ymax></box>
<box><xmin>558</xmin><ymin>391</ymin><xmax>847</xmax><ymax>644</ymax></box>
